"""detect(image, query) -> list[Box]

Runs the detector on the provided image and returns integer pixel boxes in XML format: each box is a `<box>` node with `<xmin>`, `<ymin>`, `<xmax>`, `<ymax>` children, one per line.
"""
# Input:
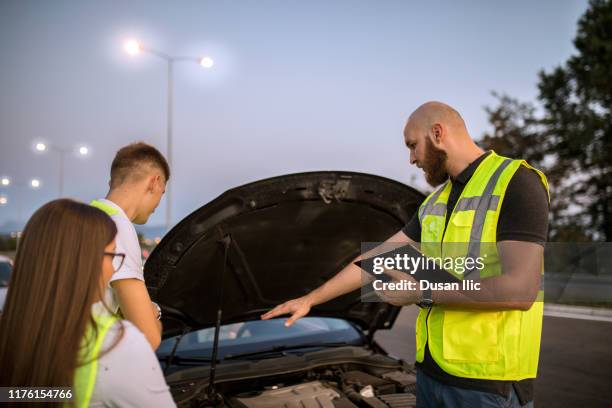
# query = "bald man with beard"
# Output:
<box><xmin>262</xmin><ymin>101</ymin><xmax>549</xmax><ymax>408</ymax></box>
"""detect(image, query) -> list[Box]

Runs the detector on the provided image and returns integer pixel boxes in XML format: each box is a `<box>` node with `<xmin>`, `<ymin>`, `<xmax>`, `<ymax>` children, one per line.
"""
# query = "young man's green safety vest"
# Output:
<box><xmin>415</xmin><ymin>151</ymin><xmax>549</xmax><ymax>381</ymax></box>
<box><xmin>72</xmin><ymin>312</ymin><xmax>119</xmax><ymax>407</ymax></box>
<box><xmin>90</xmin><ymin>200</ymin><xmax>119</xmax><ymax>217</ymax></box>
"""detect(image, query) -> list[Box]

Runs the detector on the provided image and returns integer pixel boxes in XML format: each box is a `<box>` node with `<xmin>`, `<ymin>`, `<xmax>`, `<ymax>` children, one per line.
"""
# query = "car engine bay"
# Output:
<box><xmin>170</xmin><ymin>361</ymin><xmax>417</xmax><ymax>408</ymax></box>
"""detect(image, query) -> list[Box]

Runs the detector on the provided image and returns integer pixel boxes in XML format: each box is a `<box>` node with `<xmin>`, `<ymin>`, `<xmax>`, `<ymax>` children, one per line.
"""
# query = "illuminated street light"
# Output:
<box><xmin>124</xmin><ymin>38</ymin><xmax>215</xmax><ymax>231</ymax></box>
<box><xmin>124</xmin><ymin>39</ymin><xmax>142</xmax><ymax>56</ymax></box>
<box><xmin>0</xmin><ymin>177</ymin><xmax>43</xmax><ymax>225</ymax></box>
<box><xmin>0</xmin><ymin>177</ymin><xmax>42</xmax><ymax>190</ymax></box>
<box><xmin>32</xmin><ymin>142</ymin><xmax>91</xmax><ymax>196</ymax></box>
<box><xmin>199</xmin><ymin>57</ymin><xmax>214</xmax><ymax>68</ymax></box>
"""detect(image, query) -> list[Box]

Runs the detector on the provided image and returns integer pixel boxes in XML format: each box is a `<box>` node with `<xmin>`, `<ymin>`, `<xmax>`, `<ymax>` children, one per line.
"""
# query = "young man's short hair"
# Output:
<box><xmin>110</xmin><ymin>142</ymin><xmax>170</xmax><ymax>188</ymax></box>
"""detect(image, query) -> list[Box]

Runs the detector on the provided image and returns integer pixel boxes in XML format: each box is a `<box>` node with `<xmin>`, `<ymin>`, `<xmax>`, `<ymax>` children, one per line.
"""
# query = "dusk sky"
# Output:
<box><xmin>0</xmin><ymin>0</ymin><xmax>589</xmax><ymax>233</ymax></box>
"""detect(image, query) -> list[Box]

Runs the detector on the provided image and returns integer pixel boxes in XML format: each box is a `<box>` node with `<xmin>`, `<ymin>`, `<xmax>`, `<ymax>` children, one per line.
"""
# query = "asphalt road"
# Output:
<box><xmin>374</xmin><ymin>306</ymin><xmax>612</xmax><ymax>407</ymax></box>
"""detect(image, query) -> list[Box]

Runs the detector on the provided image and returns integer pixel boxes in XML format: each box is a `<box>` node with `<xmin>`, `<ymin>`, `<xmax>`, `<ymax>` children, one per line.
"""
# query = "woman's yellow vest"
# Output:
<box><xmin>72</xmin><ymin>313</ymin><xmax>118</xmax><ymax>407</ymax></box>
<box><xmin>415</xmin><ymin>151</ymin><xmax>549</xmax><ymax>381</ymax></box>
<box><xmin>69</xmin><ymin>201</ymin><xmax>121</xmax><ymax>406</ymax></box>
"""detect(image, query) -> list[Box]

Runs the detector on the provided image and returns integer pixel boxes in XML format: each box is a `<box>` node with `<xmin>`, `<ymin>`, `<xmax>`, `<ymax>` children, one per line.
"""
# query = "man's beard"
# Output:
<box><xmin>423</xmin><ymin>138</ymin><xmax>448</xmax><ymax>187</ymax></box>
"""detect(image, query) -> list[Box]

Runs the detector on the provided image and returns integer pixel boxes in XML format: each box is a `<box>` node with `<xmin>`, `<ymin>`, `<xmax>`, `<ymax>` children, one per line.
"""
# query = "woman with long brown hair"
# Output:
<box><xmin>0</xmin><ymin>199</ymin><xmax>175</xmax><ymax>407</ymax></box>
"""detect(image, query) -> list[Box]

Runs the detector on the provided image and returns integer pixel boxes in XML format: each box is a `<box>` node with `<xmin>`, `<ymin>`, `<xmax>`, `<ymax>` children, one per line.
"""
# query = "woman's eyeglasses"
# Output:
<box><xmin>104</xmin><ymin>252</ymin><xmax>126</xmax><ymax>271</ymax></box>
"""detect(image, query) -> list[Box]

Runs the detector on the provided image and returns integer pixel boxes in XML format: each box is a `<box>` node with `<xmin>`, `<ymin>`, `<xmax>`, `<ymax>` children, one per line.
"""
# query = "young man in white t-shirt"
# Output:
<box><xmin>92</xmin><ymin>142</ymin><xmax>169</xmax><ymax>350</ymax></box>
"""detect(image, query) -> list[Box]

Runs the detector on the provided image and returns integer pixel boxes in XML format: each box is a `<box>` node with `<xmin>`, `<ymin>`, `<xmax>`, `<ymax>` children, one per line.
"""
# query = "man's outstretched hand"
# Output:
<box><xmin>260</xmin><ymin>296</ymin><xmax>313</xmax><ymax>327</ymax></box>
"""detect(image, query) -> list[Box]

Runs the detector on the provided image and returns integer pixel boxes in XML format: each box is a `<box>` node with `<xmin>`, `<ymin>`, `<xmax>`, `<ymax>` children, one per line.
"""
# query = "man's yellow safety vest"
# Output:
<box><xmin>72</xmin><ymin>313</ymin><xmax>119</xmax><ymax>407</ymax></box>
<box><xmin>415</xmin><ymin>151</ymin><xmax>549</xmax><ymax>381</ymax></box>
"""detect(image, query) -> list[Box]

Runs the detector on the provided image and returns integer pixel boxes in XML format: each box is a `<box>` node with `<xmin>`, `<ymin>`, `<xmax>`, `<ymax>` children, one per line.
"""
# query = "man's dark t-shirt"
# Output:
<box><xmin>402</xmin><ymin>151</ymin><xmax>549</xmax><ymax>402</ymax></box>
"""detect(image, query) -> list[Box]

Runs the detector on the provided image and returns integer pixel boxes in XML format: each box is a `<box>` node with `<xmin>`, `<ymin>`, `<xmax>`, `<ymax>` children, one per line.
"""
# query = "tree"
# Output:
<box><xmin>482</xmin><ymin>0</ymin><xmax>612</xmax><ymax>241</ymax></box>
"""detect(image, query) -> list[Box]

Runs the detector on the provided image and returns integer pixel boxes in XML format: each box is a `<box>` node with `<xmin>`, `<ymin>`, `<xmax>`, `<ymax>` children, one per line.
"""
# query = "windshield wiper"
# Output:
<box><xmin>158</xmin><ymin>355</ymin><xmax>217</xmax><ymax>366</ymax></box>
<box><xmin>159</xmin><ymin>342</ymin><xmax>355</xmax><ymax>366</ymax></box>
<box><xmin>223</xmin><ymin>341</ymin><xmax>354</xmax><ymax>360</ymax></box>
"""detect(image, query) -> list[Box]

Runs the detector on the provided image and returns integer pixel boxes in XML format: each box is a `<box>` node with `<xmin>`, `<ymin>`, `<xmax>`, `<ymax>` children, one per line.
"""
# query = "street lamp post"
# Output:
<box><xmin>0</xmin><ymin>177</ymin><xmax>43</xmax><ymax>191</ymax></box>
<box><xmin>124</xmin><ymin>39</ymin><xmax>214</xmax><ymax>232</ymax></box>
<box><xmin>0</xmin><ymin>177</ymin><xmax>42</xmax><ymax>249</ymax></box>
<box><xmin>34</xmin><ymin>143</ymin><xmax>89</xmax><ymax>197</ymax></box>
<box><xmin>0</xmin><ymin>176</ymin><xmax>43</xmax><ymax>220</ymax></box>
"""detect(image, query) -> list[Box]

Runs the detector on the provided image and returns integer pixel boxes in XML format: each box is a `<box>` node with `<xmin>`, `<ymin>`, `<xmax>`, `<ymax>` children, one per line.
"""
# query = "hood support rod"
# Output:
<box><xmin>206</xmin><ymin>232</ymin><xmax>231</xmax><ymax>405</ymax></box>
<box><xmin>163</xmin><ymin>324</ymin><xmax>192</xmax><ymax>375</ymax></box>
<box><xmin>366</xmin><ymin>306</ymin><xmax>387</xmax><ymax>346</ymax></box>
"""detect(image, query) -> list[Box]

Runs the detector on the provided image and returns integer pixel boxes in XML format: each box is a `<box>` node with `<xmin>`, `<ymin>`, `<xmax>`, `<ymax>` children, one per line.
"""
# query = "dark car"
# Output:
<box><xmin>145</xmin><ymin>171</ymin><xmax>425</xmax><ymax>408</ymax></box>
<box><xmin>0</xmin><ymin>255</ymin><xmax>13</xmax><ymax>313</ymax></box>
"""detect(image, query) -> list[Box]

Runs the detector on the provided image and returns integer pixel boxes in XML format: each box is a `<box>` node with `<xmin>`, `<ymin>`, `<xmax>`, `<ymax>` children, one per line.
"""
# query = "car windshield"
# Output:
<box><xmin>0</xmin><ymin>262</ymin><xmax>11</xmax><ymax>287</ymax></box>
<box><xmin>156</xmin><ymin>317</ymin><xmax>363</xmax><ymax>361</ymax></box>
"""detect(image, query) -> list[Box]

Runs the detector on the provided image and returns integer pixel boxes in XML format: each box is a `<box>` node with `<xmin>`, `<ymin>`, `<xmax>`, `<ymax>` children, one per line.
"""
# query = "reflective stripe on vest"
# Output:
<box><xmin>72</xmin><ymin>313</ymin><xmax>118</xmax><ymax>407</ymax></box>
<box><xmin>420</xmin><ymin>194</ymin><xmax>501</xmax><ymax>218</ymax></box>
<box><xmin>415</xmin><ymin>151</ymin><xmax>549</xmax><ymax>381</ymax></box>
<box><xmin>90</xmin><ymin>200</ymin><xmax>119</xmax><ymax>216</ymax></box>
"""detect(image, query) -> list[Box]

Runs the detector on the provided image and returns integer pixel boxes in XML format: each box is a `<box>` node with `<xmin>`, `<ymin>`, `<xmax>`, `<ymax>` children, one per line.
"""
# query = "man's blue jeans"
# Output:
<box><xmin>416</xmin><ymin>369</ymin><xmax>534</xmax><ymax>408</ymax></box>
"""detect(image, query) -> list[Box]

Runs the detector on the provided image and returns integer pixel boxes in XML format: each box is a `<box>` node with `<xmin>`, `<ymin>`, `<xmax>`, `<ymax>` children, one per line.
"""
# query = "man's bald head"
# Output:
<box><xmin>403</xmin><ymin>101</ymin><xmax>484</xmax><ymax>186</ymax></box>
<box><xmin>405</xmin><ymin>101</ymin><xmax>468</xmax><ymax>137</ymax></box>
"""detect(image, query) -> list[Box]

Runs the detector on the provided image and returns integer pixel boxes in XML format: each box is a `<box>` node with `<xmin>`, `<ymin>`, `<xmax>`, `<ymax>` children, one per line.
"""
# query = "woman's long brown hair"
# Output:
<box><xmin>0</xmin><ymin>199</ymin><xmax>118</xmax><ymax>393</ymax></box>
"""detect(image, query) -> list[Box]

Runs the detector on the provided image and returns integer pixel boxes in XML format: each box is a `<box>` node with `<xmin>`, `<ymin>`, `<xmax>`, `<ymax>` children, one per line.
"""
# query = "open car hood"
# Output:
<box><xmin>144</xmin><ymin>171</ymin><xmax>424</xmax><ymax>339</ymax></box>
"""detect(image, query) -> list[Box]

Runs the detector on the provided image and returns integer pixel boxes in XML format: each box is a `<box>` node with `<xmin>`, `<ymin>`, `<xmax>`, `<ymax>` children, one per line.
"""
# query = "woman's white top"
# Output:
<box><xmin>88</xmin><ymin>319</ymin><xmax>177</xmax><ymax>407</ymax></box>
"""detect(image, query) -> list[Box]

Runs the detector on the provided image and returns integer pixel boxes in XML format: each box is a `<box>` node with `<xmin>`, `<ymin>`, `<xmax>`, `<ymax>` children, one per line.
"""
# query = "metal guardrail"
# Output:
<box><xmin>544</xmin><ymin>273</ymin><xmax>612</xmax><ymax>305</ymax></box>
